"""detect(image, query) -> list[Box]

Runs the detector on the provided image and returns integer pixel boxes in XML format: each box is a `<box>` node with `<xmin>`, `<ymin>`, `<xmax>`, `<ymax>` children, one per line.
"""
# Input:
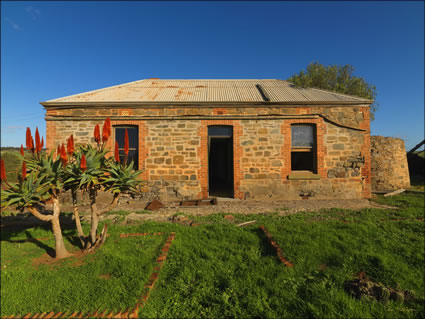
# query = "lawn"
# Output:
<box><xmin>1</xmin><ymin>193</ymin><xmax>424</xmax><ymax>318</ymax></box>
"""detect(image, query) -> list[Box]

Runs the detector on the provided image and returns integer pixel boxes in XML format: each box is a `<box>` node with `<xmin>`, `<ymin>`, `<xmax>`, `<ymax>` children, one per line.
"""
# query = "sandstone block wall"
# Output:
<box><xmin>45</xmin><ymin>104</ymin><xmax>371</xmax><ymax>200</ymax></box>
<box><xmin>370</xmin><ymin>136</ymin><xmax>410</xmax><ymax>190</ymax></box>
<box><xmin>145</xmin><ymin>120</ymin><xmax>202</xmax><ymax>199</ymax></box>
<box><xmin>239</xmin><ymin>119</ymin><xmax>369</xmax><ymax>200</ymax></box>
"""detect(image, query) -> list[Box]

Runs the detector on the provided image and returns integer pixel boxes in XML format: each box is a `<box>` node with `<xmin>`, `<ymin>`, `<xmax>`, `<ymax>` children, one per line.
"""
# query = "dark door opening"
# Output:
<box><xmin>208</xmin><ymin>126</ymin><xmax>234</xmax><ymax>198</ymax></box>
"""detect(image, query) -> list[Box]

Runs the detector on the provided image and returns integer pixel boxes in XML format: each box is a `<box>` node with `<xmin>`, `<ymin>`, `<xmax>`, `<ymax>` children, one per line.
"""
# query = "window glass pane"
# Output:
<box><xmin>208</xmin><ymin>126</ymin><xmax>233</xmax><ymax>137</ymax></box>
<box><xmin>291</xmin><ymin>125</ymin><xmax>314</xmax><ymax>147</ymax></box>
<box><xmin>115</xmin><ymin>127</ymin><xmax>138</xmax><ymax>149</ymax></box>
<box><xmin>119</xmin><ymin>150</ymin><xmax>138</xmax><ymax>167</ymax></box>
<box><xmin>115</xmin><ymin>126</ymin><xmax>138</xmax><ymax>169</ymax></box>
<box><xmin>291</xmin><ymin>152</ymin><xmax>314</xmax><ymax>171</ymax></box>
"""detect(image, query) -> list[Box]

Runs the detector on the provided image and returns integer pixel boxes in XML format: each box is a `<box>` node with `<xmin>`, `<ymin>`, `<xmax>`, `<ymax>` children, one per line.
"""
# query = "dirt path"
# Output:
<box><xmin>1</xmin><ymin>198</ymin><xmax>396</xmax><ymax>229</ymax></box>
<box><xmin>162</xmin><ymin>198</ymin><xmax>394</xmax><ymax>215</ymax></box>
<box><xmin>102</xmin><ymin>197</ymin><xmax>396</xmax><ymax>224</ymax></box>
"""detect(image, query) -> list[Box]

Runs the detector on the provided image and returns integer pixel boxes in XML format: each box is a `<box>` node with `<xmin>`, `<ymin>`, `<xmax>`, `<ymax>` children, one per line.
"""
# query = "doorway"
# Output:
<box><xmin>208</xmin><ymin>126</ymin><xmax>234</xmax><ymax>198</ymax></box>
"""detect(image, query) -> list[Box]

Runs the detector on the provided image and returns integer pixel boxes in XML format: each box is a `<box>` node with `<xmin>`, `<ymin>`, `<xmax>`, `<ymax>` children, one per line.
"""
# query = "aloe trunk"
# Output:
<box><xmin>28</xmin><ymin>197</ymin><xmax>71</xmax><ymax>259</ymax></box>
<box><xmin>71</xmin><ymin>189</ymin><xmax>86</xmax><ymax>246</ymax></box>
<box><xmin>89</xmin><ymin>187</ymin><xmax>100</xmax><ymax>246</ymax></box>
<box><xmin>88</xmin><ymin>186</ymin><xmax>120</xmax><ymax>248</ymax></box>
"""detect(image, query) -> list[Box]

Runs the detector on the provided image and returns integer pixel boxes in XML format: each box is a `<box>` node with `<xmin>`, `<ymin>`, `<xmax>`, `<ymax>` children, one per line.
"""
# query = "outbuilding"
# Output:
<box><xmin>42</xmin><ymin>79</ymin><xmax>372</xmax><ymax>200</ymax></box>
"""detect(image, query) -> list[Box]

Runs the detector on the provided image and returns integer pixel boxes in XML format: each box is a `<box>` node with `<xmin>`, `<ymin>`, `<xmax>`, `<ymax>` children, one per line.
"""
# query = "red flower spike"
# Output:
<box><xmin>80</xmin><ymin>154</ymin><xmax>87</xmax><ymax>171</ymax></box>
<box><xmin>67</xmin><ymin>135</ymin><xmax>74</xmax><ymax>155</ymax></box>
<box><xmin>1</xmin><ymin>159</ymin><xmax>6</xmax><ymax>182</ymax></box>
<box><xmin>114</xmin><ymin>141</ymin><xmax>120</xmax><ymax>163</ymax></box>
<box><xmin>124</xmin><ymin>128</ymin><xmax>129</xmax><ymax>156</ymax></box>
<box><xmin>41</xmin><ymin>136</ymin><xmax>44</xmax><ymax>150</ymax></box>
<box><xmin>70</xmin><ymin>135</ymin><xmax>74</xmax><ymax>151</ymax></box>
<box><xmin>35</xmin><ymin>127</ymin><xmax>41</xmax><ymax>153</ymax></box>
<box><xmin>20</xmin><ymin>144</ymin><xmax>24</xmax><ymax>156</ymax></box>
<box><xmin>94</xmin><ymin>124</ymin><xmax>101</xmax><ymax>144</ymax></box>
<box><xmin>102</xmin><ymin>117</ymin><xmax>111</xmax><ymax>142</ymax></box>
<box><xmin>25</xmin><ymin>128</ymin><xmax>32</xmax><ymax>151</ymax></box>
<box><xmin>60</xmin><ymin>144</ymin><xmax>67</xmax><ymax>165</ymax></box>
<box><xmin>31</xmin><ymin>137</ymin><xmax>35</xmax><ymax>153</ymax></box>
<box><xmin>22</xmin><ymin>161</ymin><xmax>27</xmax><ymax>180</ymax></box>
<box><xmin>57</xmin><ymin>144</ymin><xmax>61</xmax><ymax>157</ymax></box>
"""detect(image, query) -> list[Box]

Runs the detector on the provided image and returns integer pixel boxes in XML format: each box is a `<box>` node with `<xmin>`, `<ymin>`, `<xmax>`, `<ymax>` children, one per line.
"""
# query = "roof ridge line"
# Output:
<box><xmin>306</xmin><ymin>86</ymin><xmax>372</xmax><ymax>102</ymax></box>
<box><xmin>46</xmin><ymin>78</ymin><xmax>147</xmax><ymax>102</ymax></box>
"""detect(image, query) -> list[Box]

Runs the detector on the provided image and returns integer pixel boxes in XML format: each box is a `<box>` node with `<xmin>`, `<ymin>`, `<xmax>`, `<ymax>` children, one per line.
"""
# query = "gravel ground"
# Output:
<box><xmin>99</xmin><ymin>197</ymin><xmax>396</xmax><ymax>223</ymax></box>
<box><xmin>1</xmin><ymin>197</ymin><xmax>396</xmax><ymax>228</ymax></box>
<box><xmin>158</xmin><ymin>198</ymin><xmax>394</xmax><ymax>215</ymax></box>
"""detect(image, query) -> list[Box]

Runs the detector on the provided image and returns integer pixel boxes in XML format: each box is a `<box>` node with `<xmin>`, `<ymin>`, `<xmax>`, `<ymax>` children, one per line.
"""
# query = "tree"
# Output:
<box><xmin>63</xmin><ymin>121</ymin><xmax>142</xmax><ymax>250</ymax></box>
<box><xmin>1</xmin><ymin>120</ymin><xmax>143</xmax><ymax>258</ymax></box>
<box><xmin>1</xmin><ymin>129</ymin><xmax>71</xmax><ymax>259</ymax></box>
<box><xmin>288</xmin><ymin>62</ymin><xmax>378</xmax><ymax>119</ymax></box>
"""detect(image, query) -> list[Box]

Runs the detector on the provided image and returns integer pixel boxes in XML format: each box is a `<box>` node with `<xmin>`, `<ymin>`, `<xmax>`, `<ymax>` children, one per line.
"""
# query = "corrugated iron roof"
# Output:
<box><xmin>43</xmin><ymin>79</ymin><xmax>372</xmax><ymax>104</ymax></box>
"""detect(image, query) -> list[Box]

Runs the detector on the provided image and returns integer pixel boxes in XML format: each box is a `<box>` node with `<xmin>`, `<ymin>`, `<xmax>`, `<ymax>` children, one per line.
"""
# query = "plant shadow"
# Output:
<box><xmin>1</xmin><ymin>213</ymin><xmax>81</xmax><ymax>257</ymax></box>
<box><xmin>253</xmin><ymin>227</ymin><xmax>277</xmax><ymax>258</ymax></box>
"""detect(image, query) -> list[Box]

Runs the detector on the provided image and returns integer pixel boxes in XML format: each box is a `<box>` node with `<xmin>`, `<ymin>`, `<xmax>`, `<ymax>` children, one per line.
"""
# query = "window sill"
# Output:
<box><xmin>287</xmin><ymin>171</ymin><xmax>321</xmax><ymax>180</ymax></box>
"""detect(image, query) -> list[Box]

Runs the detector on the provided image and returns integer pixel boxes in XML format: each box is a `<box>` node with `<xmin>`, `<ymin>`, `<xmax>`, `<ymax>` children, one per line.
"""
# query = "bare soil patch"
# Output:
<box><xmin>98</xmin><ymin>198</ymin><xmax>397</xmax><ymax>223</ymax></box>
<box><xmin>32</xmin><ymin>248</ymin><xmax>90</xmax><ymax>268</ymax></box>
<box><xmin>3</xmin><ymin>197</ymin><xmax>397</xmax><ymax>229</ymax></box>
<box><xmin>99</xmin><ymin>273</ymin><xmax>111</xmax><ymax>280</ymax></box>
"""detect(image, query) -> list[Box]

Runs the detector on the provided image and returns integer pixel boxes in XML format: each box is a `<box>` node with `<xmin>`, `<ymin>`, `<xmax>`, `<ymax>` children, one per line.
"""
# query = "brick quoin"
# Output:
<box><xmin>359</xmin><ymin>107</ymin><xmax>372</xmax><ymax>198</ymax></box>
<box><xmin>45</xmin><ymin>116</ymin><xmax>57</xmax><ymax>153</ymax></box>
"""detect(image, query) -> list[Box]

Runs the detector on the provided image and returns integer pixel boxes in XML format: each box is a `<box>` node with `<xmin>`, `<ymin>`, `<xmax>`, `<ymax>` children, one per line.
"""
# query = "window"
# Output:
<box><xmin>114</xmin><ymin>126</ymin><xmax>139</xmax><ymax>169</ymax></box>
<box><xmin>208</xmin><ymin>126</ymin><xmax>233</xmax><ymax>137</ymax></box>
<box><xmin>291</xmin><ymin>124</ymin><xmax>316</xmax><ymax>172</ymax></box>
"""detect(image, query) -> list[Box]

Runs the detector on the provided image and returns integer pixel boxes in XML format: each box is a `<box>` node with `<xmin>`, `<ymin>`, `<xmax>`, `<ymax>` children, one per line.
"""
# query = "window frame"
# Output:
<box><xmin>290</xmin><ymin>124</ymin><xmax>317</xmax><ymax>173</ymax></box>
<box><xmin>113</xmin><ymin>125</ymin><xmax>139</xmax><ymax>169</ymax></box>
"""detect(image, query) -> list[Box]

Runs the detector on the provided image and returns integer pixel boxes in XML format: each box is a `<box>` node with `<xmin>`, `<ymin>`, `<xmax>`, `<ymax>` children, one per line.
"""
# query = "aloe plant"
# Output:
<box><xmin>62</xmin><ymin>118</ymin><xmax>142</xmax><ymax>250</ymax></box>
<box><xmin>1</xmin><ymin>149</ymin><xmax>71</xmax><ymax>259</ymax></box>
<box><xmin>2</xmin><ymin>120</ymin><xmax>143</xmax><ymax>257</ymax></box>
<box><xmin>64</xmin><ymin>143</ymin><xmax>113</xmax><ymax>248</ymax></box>
<box><xmin>62</xmin><ymin>144</ymin><xmax>86</xmax><ymax>245</ymax></box>
<box><xmin>103</xmin><ymin>160</ymin><xmax>143</xmax><ymax>195</ymax></box>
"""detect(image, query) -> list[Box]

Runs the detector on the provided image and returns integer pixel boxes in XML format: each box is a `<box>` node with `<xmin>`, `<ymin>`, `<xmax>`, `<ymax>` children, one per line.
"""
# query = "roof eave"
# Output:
<box><xmin>40</xmin><ymin>100</ymin><xmax>373</xmax><ymax>108</ymax></box>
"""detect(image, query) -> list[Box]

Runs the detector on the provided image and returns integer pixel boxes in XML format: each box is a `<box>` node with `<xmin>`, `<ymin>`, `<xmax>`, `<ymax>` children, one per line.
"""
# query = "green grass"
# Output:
<box><xmin>1</xmin><ymin>148</ymin><xmax>47</xmax><ymax>183</ymax></box>
<box><xmin>414</xmin><ymin>150</ymin><xmax>424</xmax><ymax>158</ymax></box>
<box><xmin>1</xmin><ymin>193</ymin><xmax>424</xmax><ymax>318</ymax></box>
<box><xmin>1</xmin><ymin>225</ymin><xmax>167</xmax><ymax>315</ymax></box>
<box><xmin>1</xmin><ymin>149</ymin><xmax>23</xmax><ymax>182</ymax></box>
<box><xmin>410</xmin><ymin>177</ymin><xmax>425</xmax><ymax>191</ymax></box>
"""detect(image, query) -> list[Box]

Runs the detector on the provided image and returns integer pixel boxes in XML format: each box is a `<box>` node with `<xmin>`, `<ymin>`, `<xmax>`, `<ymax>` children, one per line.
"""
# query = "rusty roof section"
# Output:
<box><xmin>42</xmin><ymin>79</ymin><xmax>373</xmax><ymax>105</ymax></box>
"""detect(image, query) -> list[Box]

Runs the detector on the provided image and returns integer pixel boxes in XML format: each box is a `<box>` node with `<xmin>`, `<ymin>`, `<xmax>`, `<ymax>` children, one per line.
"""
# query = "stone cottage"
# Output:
<box><xmin>42</xmin><ymin>79</ymin><xmax>372</xmax><ymax>200</ymax></box>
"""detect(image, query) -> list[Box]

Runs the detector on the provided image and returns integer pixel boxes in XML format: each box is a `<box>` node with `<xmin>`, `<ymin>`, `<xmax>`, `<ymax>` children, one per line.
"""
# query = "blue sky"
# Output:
<box><xmin>1</xmin><ymin>1</ymin><xmax>424</xmax><ymax>150</ymax></box>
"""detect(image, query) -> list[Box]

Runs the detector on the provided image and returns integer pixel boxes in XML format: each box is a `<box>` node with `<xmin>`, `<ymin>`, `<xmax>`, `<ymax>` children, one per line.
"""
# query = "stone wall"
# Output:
<box><xmin>238</xmin><ymin>119</ymin><xmax>370</xmax><ymax>200</ymax></box>
<box><xmin>370</xmin><ymin>136</ymin><xmax>410</xmax><ymax>190</ymax></box>
<box><xmin>45</xmin><ymin>104</ymin><xmax>371</xmax><ymax>200</ymax></box>
<box><xmin>239</xmin><ymin>119</ymin><xmax>284</xmax><ymax>196</ymax></box>
<box><xmin>145</xmin><ymin>120</ymin><xmax>202</xmax><ymax>199</ymax></box>
<box><xmin>45</xmin><ymin>105</ymin><xmax>369</xmax><ymax>130</ymax></box>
